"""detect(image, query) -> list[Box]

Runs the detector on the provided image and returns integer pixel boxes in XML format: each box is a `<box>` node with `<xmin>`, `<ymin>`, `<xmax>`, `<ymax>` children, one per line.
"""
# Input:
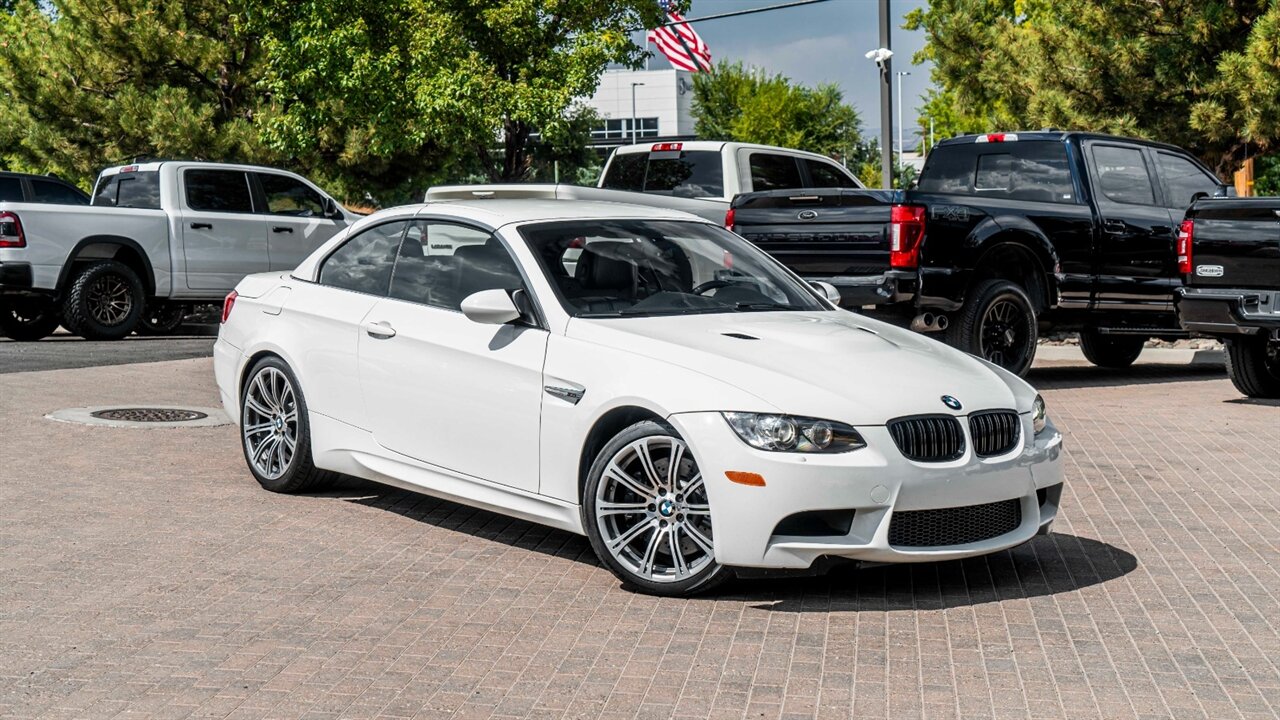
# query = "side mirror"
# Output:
<box><xmin>323</xmin><ymin>197</ymin><xmax>342</xmax><ymax>219</ymax></box>
<box><xmin>810</xmin><ymin>280</ymin><xmax>842</xmax><ymax>306</ymax></box>
<box><xmin>460</xmin><ymin>289</ymin><xmax>522</xmax><ymax>325</ymax></box>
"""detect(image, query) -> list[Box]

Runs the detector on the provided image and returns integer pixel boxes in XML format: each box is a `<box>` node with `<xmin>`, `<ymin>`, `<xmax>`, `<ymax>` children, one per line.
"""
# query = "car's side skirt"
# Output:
<box><xmin>309</xmin><ymin>411</ymin><xmax>585</xmax><ymax>535</ymax></box>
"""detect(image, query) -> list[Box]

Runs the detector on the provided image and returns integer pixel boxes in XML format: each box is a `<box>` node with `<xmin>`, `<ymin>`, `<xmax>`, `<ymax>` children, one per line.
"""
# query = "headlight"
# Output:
<box><xmin>722</xmin><ymin>412</ymin><xmax>866</xmax><ymax>453</ymax></box>
<box><xmin>1032</xmin><ymin>395</ymin><xmax>1048</xmax><ymax>435</ymax></box>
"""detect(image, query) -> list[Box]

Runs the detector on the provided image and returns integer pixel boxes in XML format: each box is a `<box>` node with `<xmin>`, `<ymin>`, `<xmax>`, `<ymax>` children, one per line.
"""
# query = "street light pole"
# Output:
<box><xmin>896</xmin><ymin>71</ymin><xmax>911</xmax><ymax>160</ymax></box>
<box><xmin>631</xmin><ymin>82</ymin><xmax>645</xmax><ymax>144</ymax></box>
<box><xmin>878</xmin><ymin>0</ymin><xmax>893</xmax><ymax>188</ymax></box>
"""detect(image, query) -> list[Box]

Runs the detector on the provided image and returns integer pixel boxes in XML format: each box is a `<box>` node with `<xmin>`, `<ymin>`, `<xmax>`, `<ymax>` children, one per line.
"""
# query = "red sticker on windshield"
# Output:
<box><xmin>723</xmin><ymin>250</ymin><xmax>733</xmax><ymax>269</ymax></box>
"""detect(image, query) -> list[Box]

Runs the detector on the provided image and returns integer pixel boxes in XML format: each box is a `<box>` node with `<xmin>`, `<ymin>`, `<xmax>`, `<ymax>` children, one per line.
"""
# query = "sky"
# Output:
<box><xmin>633</xmin><ymin>0</ymin><xmax>934</xmax><ymax>148</ymax></box>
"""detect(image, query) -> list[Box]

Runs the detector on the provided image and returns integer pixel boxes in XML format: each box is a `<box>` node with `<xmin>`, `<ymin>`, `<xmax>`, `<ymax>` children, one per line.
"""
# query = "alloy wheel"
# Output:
<box><xmin>242</xmin><ymin>366</ymin><xmax>299</xmax><ymax>481</ymax></box>
<box><xmin>86</xmin><ymin>274</ymin><xmax>133</xmax><ymax>326</ymax></box>
<box><xmin>594</xmin><ymin>435</ymin><xmax>715</xmax><ymax>584</ymax></box>
<box><xmin>979</xmin><ymin>297</ymin><xmax>1031</xmax><ymax>370</ymax></box>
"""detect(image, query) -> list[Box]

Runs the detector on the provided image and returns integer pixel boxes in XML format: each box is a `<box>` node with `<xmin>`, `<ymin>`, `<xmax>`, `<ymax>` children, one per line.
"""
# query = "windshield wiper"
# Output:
<box><xmin>732</xmin><ymin>302</ymin><xmax>796</xmax><ymax>312</ymax></box>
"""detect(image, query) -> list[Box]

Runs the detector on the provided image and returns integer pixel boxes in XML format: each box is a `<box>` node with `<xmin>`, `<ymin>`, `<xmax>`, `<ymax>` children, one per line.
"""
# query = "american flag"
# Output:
<box><xmin>647</xmin><ymin>1</ymin><xmax>712</xmax><ymax>72</ymax></box>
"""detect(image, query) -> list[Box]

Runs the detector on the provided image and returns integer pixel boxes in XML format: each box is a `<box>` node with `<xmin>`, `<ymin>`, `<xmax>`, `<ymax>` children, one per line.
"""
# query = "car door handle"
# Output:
<box><xmin>272</xmin><ymin>226</ymin><xmax>294</xmax><ymax>234</ymax></box>
<box><xmin>189</xmin><ymin>222</ymin><xmax>212</xmax><ymax>230</ymax></box>
<box><xmin>363</xmin><ymin>321</ymin><xmax>396</xmax><ymax>339</ymax></box>
<box><xmin>1103</xmin><ymin>219</ymin><xmax>1127</xmax><ymax>234</ymax></box>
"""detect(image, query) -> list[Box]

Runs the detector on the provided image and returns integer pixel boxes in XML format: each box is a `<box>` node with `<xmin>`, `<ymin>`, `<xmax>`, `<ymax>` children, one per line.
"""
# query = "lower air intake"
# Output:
<box><xmin>888</xmin><ymin>498</ymin><xmax>1022</xmax><ymax>548</ymax></box>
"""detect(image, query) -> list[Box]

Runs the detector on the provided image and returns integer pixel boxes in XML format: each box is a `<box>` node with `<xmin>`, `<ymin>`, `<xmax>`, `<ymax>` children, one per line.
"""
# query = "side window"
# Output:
<box><xmin>1091</xmin><ymin>145</ymin><xmax>1156</xmax><ymax>206</ymax></box>
<box><xmin>805</xmin><ymin>160</ymin><xmax>858</xmax><ymax>188</ymax></box>
<box><xmin>389</xmin><ymin>221</ymin><xmax>523</xmax><ymax>311</ymax></box>
<box><xmin>185</xmin><ymin>169</ymin><xmax>253</xmax><ymax>213</ymax></box>
<box><xmin>30</xmin><ymin>179</ymin><xmax>88</xmax><ymax>205</ymax></box>
<box><xmin>1158</xmin><ymin>153</ymin><xmax>1220</xmax><ymax>210</ymax></box>
<box><xmin>0</xmin><ymin>178</ymin><xmax>23</xmax><ymax>202</ymax></box>
<box><xmin>749</xmin><ymin>154</ymin><xmax>804</xmax><ymax>191</ymax></box>
<box><xmin>258</xmin><ymin>173</ymin><xmax>325</xmax><ymax>217</ymax></box>
<box><xmin>318</xmin><ymin>220</ymin><xmax>408</xmax><ymax>296</ymax></box>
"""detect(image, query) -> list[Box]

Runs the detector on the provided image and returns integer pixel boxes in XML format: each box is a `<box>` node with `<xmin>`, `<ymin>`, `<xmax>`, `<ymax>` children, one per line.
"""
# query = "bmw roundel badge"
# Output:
<box><xmin>941</xmin><ymin>395</ymin><xmax>963</xmax><ymax>411</ymax></box>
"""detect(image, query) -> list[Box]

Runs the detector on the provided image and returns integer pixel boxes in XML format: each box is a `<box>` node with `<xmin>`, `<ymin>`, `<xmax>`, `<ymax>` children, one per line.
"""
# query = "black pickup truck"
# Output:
<box><xmin>1176</xmin><ymin>199</ymin><xmax>1280</xmax><ymax>397</ymax></box>
<box><xmin>729</xmin><ymin>131</ymin><xmax>1229</xmax><ymax>375</ymax></box>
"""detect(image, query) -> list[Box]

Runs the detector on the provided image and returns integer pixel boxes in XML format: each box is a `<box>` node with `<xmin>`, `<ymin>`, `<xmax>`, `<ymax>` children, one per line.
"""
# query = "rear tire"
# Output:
<box><xmin>583</xmin><ymin>420</ymin><xmax>731</xmax><ymax>597</ymax></box>
<box><xmin>240</xmin><ymin>356</ymin><xmax>336</xmax><ymax>493</ymax></box>
<box><xmin>62</xmin><ymin>260</ymin><xmax>144</xmax><ymax>340</ymax></box>
<box><xmin>0</xmin><ymin>297</ymin><xmax>61</xmax><ymax>341</ymax></box>
<box><xmin>945</xmin><ymin>279</ymin><xmax>1039</xmax><ymax>376</ymax></box>
<box><xmin>1224</xmin><ymin>336</ymin><xmax>1280</xmax><ymax>398</ymax></box>
<box><xmin>1079</xmin><ymin>330</ymin><xmax>1145</xmax><ymax>368</ymax></box>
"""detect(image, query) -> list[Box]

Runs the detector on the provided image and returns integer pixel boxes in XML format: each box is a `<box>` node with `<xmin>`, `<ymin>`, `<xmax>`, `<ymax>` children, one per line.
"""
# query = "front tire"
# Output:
<box><xmin>240</xmin><ymin>357</ymin><xmax>334</xmax><ymax>493</ymax></box>
<box><xmin>583</xmin><ymin>421</ymin><xmax>730</xmax><ymax>597</ymax></box>
<box><xmin>62</xmin><ymin>260</ymin><xmax>144</xmax><ymax>340</ymax></box>
<box><xmin>1224</xmin><ymin>336</ymin><xmax>1280</xmax><ymax>398</ymax></box>
<box><xmin>945</xmin><ymin>279</ymin><xmax>1039</xmax><ymax>376</ymax></box>
<box><xmin>1079</xmin><ymin>330</ymin><xmax>1146</xmax><ymax>368</ymax></box>
<box><xmin>0</xmin><ymin>297</ymin><xmax>61</xmax><ymax>341</ymax></box>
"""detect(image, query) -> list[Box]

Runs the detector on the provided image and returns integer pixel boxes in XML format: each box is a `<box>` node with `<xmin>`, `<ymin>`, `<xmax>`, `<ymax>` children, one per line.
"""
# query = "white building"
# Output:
<box><xmin>584</xmin><ymin>69</ymin><xmax>697</xmax><ymax>147</ymax></box>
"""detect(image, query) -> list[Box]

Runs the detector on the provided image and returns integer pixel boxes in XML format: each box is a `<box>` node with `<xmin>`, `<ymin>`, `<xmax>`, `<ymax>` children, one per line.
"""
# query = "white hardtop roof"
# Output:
<box><xmin>610</xmin><ymin>140</ymin><xmax>836</xmax><ymax>161</ymax></box>
<box><xmin>98</xmin><ymin>160</ymin><xmax>304</xmax><ymax>176</ymax></box>
<box><xmin>396</xmin><ymin>198</ymin><xmax>710</xmax><ymax>228</ymax></box>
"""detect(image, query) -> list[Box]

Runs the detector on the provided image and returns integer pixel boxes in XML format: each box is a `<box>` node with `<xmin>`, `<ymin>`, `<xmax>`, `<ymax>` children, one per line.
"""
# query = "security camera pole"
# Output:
<box><xmin>879</xmin><ymin>0</ymin><xmax>893</xmax><ymax>188</ymax></box>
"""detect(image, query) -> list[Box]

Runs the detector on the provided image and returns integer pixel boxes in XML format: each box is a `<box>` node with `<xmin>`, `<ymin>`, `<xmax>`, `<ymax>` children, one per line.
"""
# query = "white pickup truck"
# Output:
<box><xmin>0</xmin><ymin>161</ymin><xmax>354</xmax><ymax>340</ymax></box>
<box><xmin>425</xmin><ymin>140</ymin><xmax>865</xmax><ymax>223</ymax></box>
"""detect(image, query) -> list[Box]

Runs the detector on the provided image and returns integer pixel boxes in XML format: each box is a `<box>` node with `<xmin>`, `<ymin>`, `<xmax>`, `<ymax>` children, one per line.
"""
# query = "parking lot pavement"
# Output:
<box><xmin>0</xmin><ymin>359</ymin><xmax>1277</xmax><ymax>720</ymax></box>
<box><xmin>0</xmin><ymin>332</ymin><xmax>216</xmax><ymax>374</ymax></box>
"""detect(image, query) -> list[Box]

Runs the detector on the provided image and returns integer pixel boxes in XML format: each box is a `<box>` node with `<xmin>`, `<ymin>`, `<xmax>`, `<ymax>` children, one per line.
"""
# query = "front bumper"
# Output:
<box><xmin>1177</xmin><ymin>286</ymin><xmax>1280</xmax><ymax>338</ymax></box>
<box><xmin>668</xmin><ymin>411</ymin><xmax>1064</xmax><ymax>569</ymax></box>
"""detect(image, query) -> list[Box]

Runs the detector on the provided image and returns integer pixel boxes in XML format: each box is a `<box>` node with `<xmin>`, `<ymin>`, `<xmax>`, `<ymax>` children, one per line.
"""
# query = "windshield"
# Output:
<box><xmin>518</xmin><ymin>219</ymin><xmax>826</xmax><ymax>318</ymax></box>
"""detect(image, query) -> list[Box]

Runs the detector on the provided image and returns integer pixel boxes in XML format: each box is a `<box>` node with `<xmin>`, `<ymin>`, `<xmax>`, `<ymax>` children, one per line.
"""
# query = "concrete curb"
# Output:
<box><xmin>1034</xmin><ymin>346</ymin><xmax>1224</xmax><ymax>366</ymax></box>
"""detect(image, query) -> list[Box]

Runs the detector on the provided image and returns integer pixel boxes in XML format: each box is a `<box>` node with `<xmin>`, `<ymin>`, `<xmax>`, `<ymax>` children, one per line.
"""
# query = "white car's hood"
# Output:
<box><xmin>567</xmin><ymin>310</ymin><xmax>1027</xmax><ymax>425</ymax></box>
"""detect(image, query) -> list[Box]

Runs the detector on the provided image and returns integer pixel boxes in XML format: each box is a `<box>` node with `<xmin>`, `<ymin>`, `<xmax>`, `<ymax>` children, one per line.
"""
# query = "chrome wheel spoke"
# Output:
<box><xmin>604</xmin><ymin>462</ymin><xmax>655</xmax><ymax>500</ymax></box>
<box><xmin>668</xmin><ymin>525</ymin><xmax>688</xmax><ymax>577</ymax></box>
<box><xmin>634</xmin><ymin>439</ymin><xmax>664</xmax><ymax>489</ymax></box>
<box><xmin>684</xmin><ymin>503</ymin><xmax>710</xmax><ymax>515</ymax></box>
<box><xmin>597</xmin><ymin>501</ymin><xmax>649</xmax><ymax>516</ymax></box>
<box><xmin>608</xmin><ymin>518</ymin><xmax>652</xmax><ymax>551</ymax></box>
<box><xmin>684</xmin><ymin>522</ymin><xmax>714</xmax><ymax>555</ymax></box>
<box><xmin>638</xmin><ymin>525</ymin><xmax>664</xmax><ymax>576</ymax></box>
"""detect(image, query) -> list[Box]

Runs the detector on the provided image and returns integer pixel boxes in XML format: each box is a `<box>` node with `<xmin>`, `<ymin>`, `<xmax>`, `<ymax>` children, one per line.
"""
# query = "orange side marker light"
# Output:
<box><xmin>725</xmin><ymin>471</ymin><xmax>765</xmax><ymax>487</ymax></box>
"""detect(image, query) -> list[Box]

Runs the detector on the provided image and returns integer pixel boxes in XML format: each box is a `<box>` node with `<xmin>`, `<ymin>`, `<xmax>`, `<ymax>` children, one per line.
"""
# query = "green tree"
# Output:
<box><xmin>250</xmin><ymin>0</ymin><xmax>664</xmax><ymax>185</ymax></box>
<box><xmin>691</xmin><ymin>61</ymin><xmax>862</xmax><ymax>158</ymax></box>
<box><xmin>0</xmin><ymin>0</ymin><xmax>268</xmax><ymax>189</ymax></box>
<box><xmin>906</xmin><ymin>0</ymin><xmax>1268</xmax><ymax>174</ymax></box>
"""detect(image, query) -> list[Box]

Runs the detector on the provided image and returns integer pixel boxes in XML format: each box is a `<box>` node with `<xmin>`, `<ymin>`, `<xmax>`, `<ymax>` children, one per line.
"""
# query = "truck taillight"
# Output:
<box><xmin>221</xmin><ymin>290</ymin><xmax>237</xmax><ymax>324</ymax></box>
<box><xmin>651</xmin><ymin>142</ymin><xmax>683</xmax><ymax>152</ymax></box>
<box><xmin>1177</xmin><ymin>219</ymin><xmax>1194</xmax><ymax>274</ymax></box>
<box><xmin>724</xmin><ymin>207</ymin><xmax>736</xmax><ymax>232</ymax></box>
<box><xmin>0</xmin><ymin>211</ymin><xmax>25</xmax><ymax>248</ymax></box>
<box><xmin>890</xmin><ymin>205</ymin><xmax>927</xmax><ymax>269</ymax></box>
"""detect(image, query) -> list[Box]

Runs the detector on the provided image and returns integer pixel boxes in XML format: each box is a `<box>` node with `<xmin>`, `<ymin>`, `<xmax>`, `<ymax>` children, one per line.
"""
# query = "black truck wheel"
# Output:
<box><xmin>0</xmin><ymin>297</ymin><xmax>62</xmax><ymax>341</ymax></box>
<box><xmin>1224</xmin><ymin>336</ymin><xmax>1280</xmax><ymax>399</ymax></box>
<box><xmin>945</xmin><ymin>279</ymin><xmax>1038</xmax><ymax>376</ymax></box>
<box><xmin>1079</xmin><ymin>330</ymin><xmax>1146</xmax><ymax>368</ymax></box>
<box><xmin>62</xmin><ymin>260</ymin><xmax>145</xmax><ymax>340</ymax></box>
<box><xmin>137</xmin><ymin>302</ymin><xmax>188</xmax><ymax>336</ymax></box>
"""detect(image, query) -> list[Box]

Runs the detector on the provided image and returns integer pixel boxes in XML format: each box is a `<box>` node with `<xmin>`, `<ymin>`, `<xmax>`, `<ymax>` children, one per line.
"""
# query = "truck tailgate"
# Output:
<box><xmin>730</xmin><ymin>189</ymin><xmax>895</xmax><ymax>276</ymax></box>
<box><xmin>1187</xmin><ymin>199</ymin><xmax>1280</xmax><ymax>290</ymax></box>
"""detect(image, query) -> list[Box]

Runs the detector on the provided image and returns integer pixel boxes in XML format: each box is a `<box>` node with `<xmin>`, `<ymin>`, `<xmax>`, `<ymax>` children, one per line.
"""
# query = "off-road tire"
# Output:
<box><xmin>0</xmin><ymin>297</ymin><xmax>61</xmax><ymax>341</ymax></box>
<box><xmin>61</xmin><ymin>260</ymin><xmax>145</xmax><ymax>340</ymax></box>
<box><xmin>1079</xmin><ymin>329</ymin><xmax>1146</xmax><ymax>369</ymax></box>
<box><xmin>240</xmin><ymin>356</ymin><xmax>337</xmax><ymax>493</ymax></box>
<box><xmin>583</xmin><ymin>420</ymin><xmax>732</xmax><ymax>597</ymax></box>
<box><xmin>1224</xmin><ymin>336</ymin><xmax>1280</xmax><ymax>398</ymax></box>
<box><xmin>945</xmin><ymin>279</ymin><xmax>1039</xmax><ymax>377</ymax></box>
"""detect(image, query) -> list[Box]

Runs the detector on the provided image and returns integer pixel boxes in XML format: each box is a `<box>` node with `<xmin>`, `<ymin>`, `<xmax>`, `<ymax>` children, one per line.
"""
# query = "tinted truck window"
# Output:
<box><xmin>1158</xmin><ymin>152</ymin><xmax>1220</xmax><ymax>210</ymax></box>
<box><xmin>31</xmin><ymin>179</ymin><xmax>88</xmax><ymax>205</ymax></box>
<box><xmin>185</xmin><ymin>169</ymin><xmax>253</xmax><ymax>213</ymax></box>
<box><xmin>0</xmin><ymin>178</ymin><xmax>22</xmax><ymax>202</ymax></box>
<box><xmin>92</xmin><ymin>171</ymin><xmax>162</xmax><ymax>209</ymax></box>
<box><xmin>601</xmin><ymin>150</ymin><xmax>724</xmax><ymax>198</ymax></box>
<box><xmin>919</xmin><ymin>141</ymin><xmax>1076</xmax><ymax>203</ymax></box>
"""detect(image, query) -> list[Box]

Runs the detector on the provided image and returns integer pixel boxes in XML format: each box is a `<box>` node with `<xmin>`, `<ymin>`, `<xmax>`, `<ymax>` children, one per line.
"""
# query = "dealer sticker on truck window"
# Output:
<box><xmin>1195</xmin><ymin>265</ymin><xmax>1224</xmax><ymax>277</ymax></box>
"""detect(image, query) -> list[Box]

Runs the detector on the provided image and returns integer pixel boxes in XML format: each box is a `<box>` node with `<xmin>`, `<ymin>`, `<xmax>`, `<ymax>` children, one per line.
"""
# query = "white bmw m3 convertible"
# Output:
<box><xmin>214</xmin><ymin>200</ymin><xmax>1064</xmax><ymax>596</ymax></box>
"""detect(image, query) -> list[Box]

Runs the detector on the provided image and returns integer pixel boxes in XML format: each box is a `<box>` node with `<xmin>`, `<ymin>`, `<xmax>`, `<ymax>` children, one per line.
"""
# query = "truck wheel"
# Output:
<box><xmin>1224</xmin><ymin>336</ymin><xmax>1280</xmax><ymax>399</ymax></box>
<box><xmin>1079</xmin><ymin>330</ymin><xmax>1145</xmax><ymax>368</ymax></box>
<box><xmin>945</xmin><ymin>279</ymin><xmax>1038</xmax><ymax>376</ymax></box>
<box><xmin>137</xmin><ymin>302</ymin><xmax>188</xmax><ymax>336</ymax></box>
<box><xmin>62</xmin><ymin>260</ymin><xmax>145</xmax><ymax>341</ymax></box>
<box><xmin>0</xmin><ymin>297</ymin><xmax>61</xmax><ymax>341</ymax></box>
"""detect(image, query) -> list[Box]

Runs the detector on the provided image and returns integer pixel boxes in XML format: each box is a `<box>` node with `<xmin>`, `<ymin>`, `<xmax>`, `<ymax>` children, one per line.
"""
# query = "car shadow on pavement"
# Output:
<box><xmin>1027</xmin><ymin>363</ymin><xmax>1224</xmax><ymax>390</ymax></box>
<box><xmin>742</xmin><ymin>534</ymin><xmax>1137</xmax><ymax>612</ymax></box>
<box><xmin>1223</xmin><ymin>396</ymin><xmax>1280</xmax><ymax>407</ymax></box>
<box><xmin>319</xmin><ymin>479</ymin><xmax>1135</xmax><ymax>609</ymax></box>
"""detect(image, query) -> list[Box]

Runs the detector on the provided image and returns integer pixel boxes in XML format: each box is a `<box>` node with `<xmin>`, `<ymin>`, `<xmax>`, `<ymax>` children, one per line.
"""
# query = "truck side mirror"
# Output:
<box><xmin>323</xmin><ymin>197</ymin><xmax>342</xmax><ymax>219</ymax></box>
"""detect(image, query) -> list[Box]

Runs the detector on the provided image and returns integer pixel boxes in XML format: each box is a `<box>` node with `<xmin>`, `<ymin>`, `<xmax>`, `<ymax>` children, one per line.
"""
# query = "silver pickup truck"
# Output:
<box><xmin>0</xmin><ymin>161</ymin><xmax>355</xmax><ymax>340</ymax></box>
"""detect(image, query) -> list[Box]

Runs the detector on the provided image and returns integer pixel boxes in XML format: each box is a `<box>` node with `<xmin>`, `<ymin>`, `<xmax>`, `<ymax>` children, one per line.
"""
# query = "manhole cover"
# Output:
<box><xmin>90</xmin><ymin>407</ymin><xmax>209</xmax><ymax>423</ymax></box>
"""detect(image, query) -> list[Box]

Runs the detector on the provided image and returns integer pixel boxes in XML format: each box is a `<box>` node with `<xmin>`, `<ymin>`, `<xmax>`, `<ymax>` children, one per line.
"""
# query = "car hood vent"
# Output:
<box><xmin>721</xmin><ymin>332</ymin><xmax>760</xmax><ymax>340</ymax></box>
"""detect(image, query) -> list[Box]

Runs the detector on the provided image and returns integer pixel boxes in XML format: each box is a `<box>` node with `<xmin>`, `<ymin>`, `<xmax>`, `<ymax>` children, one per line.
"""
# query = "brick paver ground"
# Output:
<box><xmin>0</xmin><ymin>358</ymin><xmax>1277</xmax><ymax>719</ymax></box>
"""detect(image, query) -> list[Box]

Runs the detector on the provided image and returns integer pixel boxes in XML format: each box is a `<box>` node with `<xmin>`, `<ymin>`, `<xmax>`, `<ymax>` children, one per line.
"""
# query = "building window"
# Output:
<box><xmin>591</xmin><ymin>117</ymin><xmax>660</xmax><ymax>140</ymax></box>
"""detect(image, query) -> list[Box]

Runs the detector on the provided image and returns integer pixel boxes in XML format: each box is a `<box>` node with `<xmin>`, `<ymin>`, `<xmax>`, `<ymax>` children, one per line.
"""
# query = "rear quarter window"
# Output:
<box><xmin>919</xmin><ymin>141</ymin><xmax>1077</xmax><ymax>203</ymax></box>
<box><xmin>92</xmin><ymin>171</ymin><xmax>162</xmax><ymax>209</ymax></box>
